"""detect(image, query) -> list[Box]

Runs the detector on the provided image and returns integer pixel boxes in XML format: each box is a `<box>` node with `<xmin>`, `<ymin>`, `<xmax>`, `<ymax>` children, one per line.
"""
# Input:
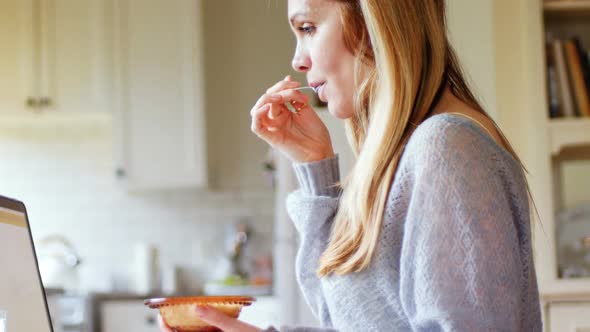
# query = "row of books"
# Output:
<box><xmin>546</xmin><ymin>37</ymin><xmax>590</xmax><ymax>118</ymax></box>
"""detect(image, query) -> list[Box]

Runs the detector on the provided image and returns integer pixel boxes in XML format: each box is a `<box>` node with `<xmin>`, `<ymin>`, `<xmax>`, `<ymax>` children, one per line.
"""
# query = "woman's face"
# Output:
<box><xmin>288</xmin><ymin>0</ymin><xmax>357</xmax><ymax>119</ymax></box>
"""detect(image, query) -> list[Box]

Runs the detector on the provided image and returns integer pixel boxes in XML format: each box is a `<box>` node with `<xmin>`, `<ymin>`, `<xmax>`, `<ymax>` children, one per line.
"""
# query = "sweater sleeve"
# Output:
<box><xmin>284</xmin><ymin>155</ymin><xmax>341</xmax><ymax>329</ymax></box>
<box><xmin>399</xmin><ymin>130</ymin><xmax>529</xmax><ymax>331</ymax></box>
<box><xmin>262</xmin><ymin>326</ymin><xmax>338</xmax><ymax>332</ymax></box>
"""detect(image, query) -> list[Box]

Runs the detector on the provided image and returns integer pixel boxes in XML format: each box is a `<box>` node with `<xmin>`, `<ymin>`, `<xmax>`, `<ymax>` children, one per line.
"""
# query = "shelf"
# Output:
<box><xmin>545</xmin><ymin>0</ymin><xmax>590</xmax><ymax>12</ymax></box>
<box><xmin>544</xmin><ymin>0</ymin><xmax>590</xmax><ymax>19</ymax></box>
<box><xmin>548</xmin><ymin>118</ymin><xmax>590</xmax><ymax>156</ymax></box>
<box><xmin>541</xmin><ymin>278</ymin><xmax>590</xmax><ymax>300</ymax></box>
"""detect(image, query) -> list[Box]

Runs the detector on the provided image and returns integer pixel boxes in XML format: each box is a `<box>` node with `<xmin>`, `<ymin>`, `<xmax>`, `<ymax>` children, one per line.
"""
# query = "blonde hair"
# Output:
<box><xmin>318</xmin><ymin>0</ymin><xmax>528</xmax><ymax>277</ymax></box>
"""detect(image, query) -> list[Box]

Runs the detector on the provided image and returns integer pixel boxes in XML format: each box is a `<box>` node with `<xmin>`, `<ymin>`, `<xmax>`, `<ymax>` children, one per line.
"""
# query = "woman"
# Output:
<box><xmin>160</xmin><ymin>0</ymin><xmax>543</xmax><ymax>331</ymax></box>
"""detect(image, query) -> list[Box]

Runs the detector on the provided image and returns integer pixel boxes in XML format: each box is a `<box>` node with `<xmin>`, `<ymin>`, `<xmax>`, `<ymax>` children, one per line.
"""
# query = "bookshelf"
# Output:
<box><xmin>544</xmin><ymin>0</ymin><xmax>590</xmax><ymax>14</ymax></box>
<box><xmin>548</xmin><ymin>118</ymin><xmax>590</xmax><ymax>155</ymax></box>
<box><xmin>535</xmin><ymin>0</ymin><xmax>590</xmax><ymax>295</ymax></box>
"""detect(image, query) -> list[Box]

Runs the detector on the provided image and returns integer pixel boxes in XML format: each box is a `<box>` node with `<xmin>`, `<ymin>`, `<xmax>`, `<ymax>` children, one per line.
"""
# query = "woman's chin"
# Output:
<box><xmin>327</xmin><ymin>103</ymin><xmax>354</xmax><ymax>120</ymax></box>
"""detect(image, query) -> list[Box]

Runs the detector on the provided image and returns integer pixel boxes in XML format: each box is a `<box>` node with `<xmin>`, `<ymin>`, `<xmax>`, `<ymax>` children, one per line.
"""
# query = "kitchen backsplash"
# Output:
<box><xmin>0</xmin><ymin>118</ymin><xmax>274</xmax><ymax>294</ymax></box>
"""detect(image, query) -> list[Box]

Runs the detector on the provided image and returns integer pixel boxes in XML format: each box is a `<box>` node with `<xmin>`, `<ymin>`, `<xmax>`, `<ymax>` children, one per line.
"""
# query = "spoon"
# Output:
<box><xmin>294</xmin><ymin>86</ymin><xmax>319</xmax><ymax>94</ymax></box>
<box><xmin>285</xmin><ymin>86</ymin><xmax>318</xmax><ymax>113</ymax></box>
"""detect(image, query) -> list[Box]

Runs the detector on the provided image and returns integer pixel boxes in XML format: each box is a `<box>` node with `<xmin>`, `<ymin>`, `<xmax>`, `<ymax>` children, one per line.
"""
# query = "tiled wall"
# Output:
<box><xmin>0</xmin><ymin>120</ymin><xmax>274</xmax><ymax>294</ymax></box>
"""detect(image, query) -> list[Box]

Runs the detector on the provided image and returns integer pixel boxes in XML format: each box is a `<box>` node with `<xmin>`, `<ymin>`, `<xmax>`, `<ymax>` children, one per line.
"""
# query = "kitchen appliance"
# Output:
<box><xmin>37</xmin><ymin>235</ymin><xmax>82</xmax><ymax>293</ymax></box>
<box><xmin>204</xmin><ymin>222</ymin><xmax>273</xmax><ymax>296</ymax></box>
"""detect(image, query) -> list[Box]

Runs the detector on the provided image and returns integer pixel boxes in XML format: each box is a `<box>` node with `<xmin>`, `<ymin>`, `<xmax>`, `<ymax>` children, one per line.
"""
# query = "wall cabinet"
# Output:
<box><xmin>0</xmin><ymin>0</ymin><xmax>109</xmax><ymax>115</ymax></box>
<box><xmin>0</xmin><ymin>0</ymin><xmax>208</xmax><ymax>190</ymax></box>
<box><xmin>111</xmin><ymin>0</ymin><xmax>207</xmax><ymax>190</ymax></box>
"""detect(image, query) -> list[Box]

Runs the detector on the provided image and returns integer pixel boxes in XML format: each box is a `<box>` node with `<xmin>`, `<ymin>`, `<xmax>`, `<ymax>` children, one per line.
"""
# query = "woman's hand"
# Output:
<box><xmin>251</xmin><ymin>76</ymin><xmax>335</xmax><ymax>163</ymax></box>
<box><xmin>157</xmin><ymin>306</ymin><xmax>262</xmax><ymax>332</ymax></box>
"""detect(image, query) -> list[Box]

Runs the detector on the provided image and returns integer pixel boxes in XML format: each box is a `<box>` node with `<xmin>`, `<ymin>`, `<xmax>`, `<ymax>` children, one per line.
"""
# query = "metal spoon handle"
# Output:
<box><xmin>294</xmin><ymin>86</ymin><xmax>318</xmax><ymax>93</ymax></box>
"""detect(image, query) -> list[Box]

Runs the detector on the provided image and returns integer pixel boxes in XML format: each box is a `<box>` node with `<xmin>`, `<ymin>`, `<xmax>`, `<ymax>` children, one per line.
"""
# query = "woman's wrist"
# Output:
<box><xmin>301</xmin><ymin>148</ymin><xmax>336</xmax><ymax>164</ymax></box>
<box><xmin>292</xmin><ymin>155</ymin><xmax>341</xmax><ymax>197</ymax></box>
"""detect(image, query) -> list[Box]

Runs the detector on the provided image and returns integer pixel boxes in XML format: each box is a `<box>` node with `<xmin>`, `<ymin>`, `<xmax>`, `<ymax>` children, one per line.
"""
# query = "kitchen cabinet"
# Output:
<box><xmin>0</xmin><ymin>0</ymin><xmax>30</xmax><ymax>115</ymax></box>
<box><xmin>0</xmin><ymin>0</ymin><xmax>109</xmax><ymax>115</ymax></box>
<box><xmin>548</xmin><ymin>302</ymin><xmax>590</xmax><ymax>332</ymax></box>
<box><xmin>100</xmin><ymin>300</ymin><xmax>160</xmax><ymax>332</ymax></box>
<box><xmin>111</xmin><ymin>0</ymin><xmax>207</xmax><ymax>190</ymax></box>
<box><xmin>239</xmin><ymin>296</ymin><xmax>281</xmax><ymax>328</ymax></box>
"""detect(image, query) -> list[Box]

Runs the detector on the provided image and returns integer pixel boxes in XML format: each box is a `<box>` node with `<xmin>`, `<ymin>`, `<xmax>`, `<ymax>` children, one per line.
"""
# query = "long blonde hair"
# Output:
<box><xmin>318</xmin><ymin>0</ymin><xmax>528</xmax><ymax>276</ymax></box>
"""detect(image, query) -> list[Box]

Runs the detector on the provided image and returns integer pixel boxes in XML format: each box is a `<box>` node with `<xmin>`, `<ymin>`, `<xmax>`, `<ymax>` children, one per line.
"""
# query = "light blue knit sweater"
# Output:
<box><xmin>267</xmin><ymin>114</ymin><xmax>542</xmax><ymax>332</ymax></box>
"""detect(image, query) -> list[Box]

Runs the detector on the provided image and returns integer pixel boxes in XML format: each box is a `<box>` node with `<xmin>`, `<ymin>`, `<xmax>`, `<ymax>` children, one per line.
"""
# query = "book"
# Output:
<box><xmin>564</xmin><ymin>39</ymin><xmax>590</xmax><ymax>117</ymax></box>
<box><xmin>573</xmin><ymin>38</ymin><xmax>590</xmax><ymax>111</ymax></box>
<box><xmin>546</xmin><ymin>42</ymin><xmax>562</xmax><ymax>117</ymax></box>
<box><xmin>553</xmin><ymin>39</ymin><xmax>576</xmax><ymax>117</ymax></box>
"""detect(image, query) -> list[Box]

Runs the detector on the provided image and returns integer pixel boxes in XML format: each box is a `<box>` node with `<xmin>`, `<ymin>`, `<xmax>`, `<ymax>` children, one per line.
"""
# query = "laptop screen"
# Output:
<box><xmin>0</xmin><ymin>196</ymin><xmax>53</xmax><ymax>332</ymax></box>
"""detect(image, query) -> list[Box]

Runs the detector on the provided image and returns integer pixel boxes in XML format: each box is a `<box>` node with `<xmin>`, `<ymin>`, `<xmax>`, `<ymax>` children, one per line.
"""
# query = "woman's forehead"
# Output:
<box><xmin>288</xmin><ymin>0</ymin><xmax>332</xmax><ymax>20</ymax></box>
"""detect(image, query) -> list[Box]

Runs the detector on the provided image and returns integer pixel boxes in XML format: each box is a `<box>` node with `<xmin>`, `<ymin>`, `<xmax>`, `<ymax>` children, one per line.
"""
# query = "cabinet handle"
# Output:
<box><xmin>115</xmin><ymin>168</ymin><xmax>126</xmax><ymax>179</ymax></box>
<box><xmin>146</xmin><ymin>316</ymin><xmax>156</xmax><ymax>325</ymax></box>
<box><xmin>39</xmin><ymin>97</ymin><xmax>52</xmax><ymax>107</ymax></box>
<box><xmin>26</xmin><ymin>97</ymin><xmax>39</xmax><ymax>108</ymax></box>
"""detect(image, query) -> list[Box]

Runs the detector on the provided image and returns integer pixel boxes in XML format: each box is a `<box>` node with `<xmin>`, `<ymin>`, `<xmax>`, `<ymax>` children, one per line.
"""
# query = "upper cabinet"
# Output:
<box><xmin>0</xmin><ymin>0</ymin><xmax>207</xmax><ymax>190</ymax></box>
<box><xmin>111</xmin><ymin>0</ymin><xmax>207</xmax><ymax>190</ymax></box>
<box><xmin>0</xmin><ymin>0</ymin><xmax>109</xmax><ymax>115</ymax></box>
<box><xmin>0</xmin><ymin>0</ymin><xmax>30</xmax><ymax>115</ymax></box>
<box><xmin>43</xmin><ymin>0</ymin><xmax>110</xmax><ymax>113</ymax></box>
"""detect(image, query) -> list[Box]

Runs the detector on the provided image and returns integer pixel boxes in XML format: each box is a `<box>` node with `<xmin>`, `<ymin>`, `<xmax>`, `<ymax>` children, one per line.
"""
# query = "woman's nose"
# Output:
<box><xmin>291</xmin><ymin>48</ymin><xmax>311</xmax><ymax>72</ymax></box>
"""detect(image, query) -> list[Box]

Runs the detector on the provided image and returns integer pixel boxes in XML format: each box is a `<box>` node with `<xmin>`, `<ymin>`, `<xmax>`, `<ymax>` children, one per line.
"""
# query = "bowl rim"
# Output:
<box><xmin>144</xmin><ymin>296</ymin><xmax>255</xmax><ymax>308</ymax></box>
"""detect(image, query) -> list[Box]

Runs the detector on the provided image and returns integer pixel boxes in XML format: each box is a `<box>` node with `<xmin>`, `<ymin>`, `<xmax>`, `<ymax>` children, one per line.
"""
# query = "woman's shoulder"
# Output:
<box><xmin>403</xmin><ymin>113</ymin><xmax>516</xmax><ymax>166</ymax></box>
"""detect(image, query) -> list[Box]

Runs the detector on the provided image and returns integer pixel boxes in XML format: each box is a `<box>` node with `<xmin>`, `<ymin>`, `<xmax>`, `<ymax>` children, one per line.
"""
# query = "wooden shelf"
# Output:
<box><xmin>548</xmin><ymin>118</ymin><xmax>590</xmax><ymax>156</ymax></box>
<box><xmin>544</xmin><ymin>0</ymin><xmax>590</xmax><ymax>18</ymax></box>
<box><xmin>545</xmin><ymin>0</ymin><xmax>590</xmax><ymax>12</ymax></box>
<box><xmin>541</xmin><ymin>278</ymin><xmax>590</xmax><ymax>300</ymax></box>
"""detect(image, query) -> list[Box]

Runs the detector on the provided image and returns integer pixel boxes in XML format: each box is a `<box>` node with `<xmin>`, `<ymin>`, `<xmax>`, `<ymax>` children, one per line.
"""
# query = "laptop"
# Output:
<box><xmin>0</xmin><ymin>195</ymin><xmax>54</xmax><ymax>332</ymax></box>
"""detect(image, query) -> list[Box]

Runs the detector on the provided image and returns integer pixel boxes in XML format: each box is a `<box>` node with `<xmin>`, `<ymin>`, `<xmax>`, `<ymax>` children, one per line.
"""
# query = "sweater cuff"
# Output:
<box><xmin>292</xmin><ymin>155</ymin><xmax>341</xmax><ymax>197</ymax></box>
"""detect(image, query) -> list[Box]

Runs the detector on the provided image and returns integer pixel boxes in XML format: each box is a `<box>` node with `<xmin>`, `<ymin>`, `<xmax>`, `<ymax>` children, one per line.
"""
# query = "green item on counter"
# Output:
<box><xmin>218</xmin><ymin>274</ymin><xmax>249</xmax><ymax>286</ymax></box>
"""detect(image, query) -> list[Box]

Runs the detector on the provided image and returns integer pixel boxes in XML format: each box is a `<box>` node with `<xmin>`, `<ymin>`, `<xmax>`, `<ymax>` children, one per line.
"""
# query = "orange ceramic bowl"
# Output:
<box><xmin>144</xmin><ymin>296</ymin><xmax>255</xmax><ymax>332</ymax></box>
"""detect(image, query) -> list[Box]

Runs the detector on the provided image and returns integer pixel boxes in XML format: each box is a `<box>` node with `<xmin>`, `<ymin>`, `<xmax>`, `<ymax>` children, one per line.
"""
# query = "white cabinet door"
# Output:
<box><xmin>239</xmin><ymin>296</ymin><xmax>281</xmax><ymax>328</ymax></box>
<box><xmin>0</xmin><ymin>0</ymin><xmax>108</xmax><ymax>115</ymax></box>
<box><xmin>100</xmin><ymin>300</ymin><xmax>160</xmax><ymax>332</ymax></box>
<box><xmin>0</xmin><ymin>0</ymin><xmax>34</xmax><ymax>114</ymax></box>
<box><xmin>40</xmin><ymin>0</ymin><xmax>110</xmax><ymax>113</ymax></box>
<box><xmin>549</xmin><ymin>302</ymin><xmax>590</xmax><ymax>332</ymax></box>
<box><xmin>112</xmin><ymin>0</ymin><xmax>207</xmax><ymax>190</ymax></box>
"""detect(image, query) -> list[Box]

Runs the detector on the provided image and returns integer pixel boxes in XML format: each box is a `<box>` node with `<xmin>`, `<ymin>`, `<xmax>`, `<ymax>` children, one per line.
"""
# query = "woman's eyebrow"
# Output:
<box><xmin>289</xmin><ymin>11</ymin><xmax>309</xmax><ymax>26</ymax></box>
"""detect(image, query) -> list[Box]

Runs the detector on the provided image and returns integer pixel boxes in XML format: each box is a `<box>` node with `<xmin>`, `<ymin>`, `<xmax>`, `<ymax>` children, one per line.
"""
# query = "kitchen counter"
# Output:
<box><xmin>45</xmin><ymin>289</ymin><xmax>198</xmax><ymax>332</ymax></box>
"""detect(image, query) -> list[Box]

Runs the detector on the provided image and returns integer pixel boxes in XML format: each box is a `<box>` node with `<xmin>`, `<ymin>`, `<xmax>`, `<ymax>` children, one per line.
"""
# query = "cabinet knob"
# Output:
<box><xmin>115</xmin><ymin>168</ymin><xmax>126</xmax><ymax>179</ymax></box>
<box><xmin>146</xmin><ymin>316</ymin><xmax>156</xmax><ymax>325</ymax></box>
<box><xmin>26</xmin><ymin>97</ymin><xmax>39</xmax><ymax>108</ymax></box>
<box><xmin>39</xmin><ymin>97</ymin><xmax>52</xmax><ymax>107</ymax></box>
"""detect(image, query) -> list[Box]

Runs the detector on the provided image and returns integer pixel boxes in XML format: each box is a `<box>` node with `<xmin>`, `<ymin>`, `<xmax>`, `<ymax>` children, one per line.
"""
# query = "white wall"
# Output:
<box><xmin>447</xmin><ymin>0</ymin><xmax>497</xmax><ymax>118</ymax></box>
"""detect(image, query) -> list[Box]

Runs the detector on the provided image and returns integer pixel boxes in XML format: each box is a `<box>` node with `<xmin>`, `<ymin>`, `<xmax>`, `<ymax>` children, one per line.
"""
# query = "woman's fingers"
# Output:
<box><xmin>252</xmin><ymin>89</ymin><xmax>308</xmax><ymax>113</ymax></box>
<box><xmin>157</xmin><ymin>314</ymin><xmax>174</xmax><ymax>332</ymax></box>
<box><xmin>194</xmin><ymin>305</ymin><xmax>261</xmax><ymax>332</ymax></box>
<box><xmin>251</xmin><ymin>103</ymin><xmax>289</xmax><ymax>139</ymax></box>
<box><xmin>266</xmin><ymin>75</ymin><xmax>300</xmax><ymax>95</ymax></box>
<box><xmin>251</xmin><ymin>104</ymin><xmax>270</xmax><ymax>134</ymax></box>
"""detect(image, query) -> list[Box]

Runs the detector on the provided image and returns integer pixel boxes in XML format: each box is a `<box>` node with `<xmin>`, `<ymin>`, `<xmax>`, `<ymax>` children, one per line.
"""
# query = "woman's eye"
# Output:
<box><xmin>298</xmin><ymin>24</ymin><xmax>316</xmax><ymax>35</ymax></box>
